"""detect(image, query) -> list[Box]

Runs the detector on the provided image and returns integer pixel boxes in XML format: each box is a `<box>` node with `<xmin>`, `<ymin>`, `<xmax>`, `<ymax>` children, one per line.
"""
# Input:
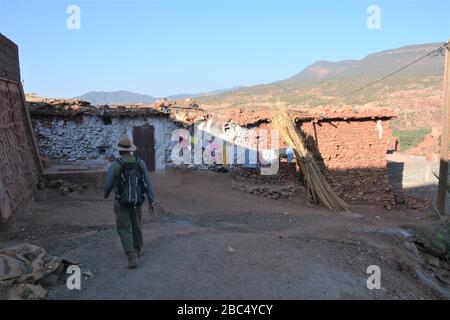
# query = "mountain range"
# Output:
<box><xmin>288</xmin><ymin>43</ymin><xmax>444</xmax><ymax>81</ymax></box>
<box><xmin>75</xmin><ymin>86</ymin><xmax>245</xmax><ymax>105</ymax></box>
<box><xmin>76</xmin><ymin>42</ymin><xmax>446</xmax><ymax>131</ymax></box>
<box><xmin>76</xmin><ymin>90</ymin><xmax>157</xmax><ymax>105</ymax></box>
<box><xmin>197</xmin><ymin>42</ymin><xmax>445</xmax><ymax>131</ymax></box>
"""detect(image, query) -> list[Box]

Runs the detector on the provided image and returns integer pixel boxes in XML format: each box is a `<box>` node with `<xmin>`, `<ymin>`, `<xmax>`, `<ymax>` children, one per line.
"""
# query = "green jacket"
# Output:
<box><xmin>103</xmin><ymin>154</ymin><xmax>155</xmax><ymax>203</ymax></box>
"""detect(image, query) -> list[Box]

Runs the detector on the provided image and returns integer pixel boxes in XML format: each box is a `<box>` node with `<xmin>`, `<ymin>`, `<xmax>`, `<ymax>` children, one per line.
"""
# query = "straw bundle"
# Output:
<box><xmin>272</xmin><ymin>103</ymin><xmax>349</xmax><ymax>211</ymax></box>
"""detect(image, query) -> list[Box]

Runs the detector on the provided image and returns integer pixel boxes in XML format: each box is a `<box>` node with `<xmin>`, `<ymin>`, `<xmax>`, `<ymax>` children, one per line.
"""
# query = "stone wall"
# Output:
<box><xmin>296</xmin><ymin>118</ymin><xmax>394</xmax><ymax>206</ymax></box>
<box><xmin>31</xmin><ymin>114</ymin><xmax>180</xmax><ymax>170</ymax></box>
<box><xmin>31</xmin><ymin>115</ymin><xmax>264</xmax><ymax>170</ymax></box>
<box><xmin>0</xmin><ymin>33</ymin><xmax>21</xmax><ymax>81</ymax></box>
<box><xmin>226</xmin><ymin>117</ymin><xmax>394</xmax><ymax>206</ymax></box>
<box><xmin>387</xmin><ymin>158</ymin><xmax>446</xmax><ymax>211</ymax></box>
<box><xmin>298</xmin><ymin>119</ymin><xmax>391</xmax><ymax>170</ymax></box>
<box><xmin>0</xmin><ymin>80</ymin><xmax>42</xmax><ymax>222</ymax></box>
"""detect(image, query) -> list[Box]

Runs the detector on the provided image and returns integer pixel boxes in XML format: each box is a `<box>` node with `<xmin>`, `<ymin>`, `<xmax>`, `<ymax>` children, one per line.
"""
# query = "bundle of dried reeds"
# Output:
<box><xmin>272</xmin><ymin>102</ymin><xmax>349</xmax><ymax>211</ymax></box>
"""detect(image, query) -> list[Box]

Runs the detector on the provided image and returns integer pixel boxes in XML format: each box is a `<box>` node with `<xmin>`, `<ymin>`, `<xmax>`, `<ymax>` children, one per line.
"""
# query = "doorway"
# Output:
<box><xmin>132</xmin><ymin>126</ymin><xmax>155</xmax><ymax>172</ymax></box>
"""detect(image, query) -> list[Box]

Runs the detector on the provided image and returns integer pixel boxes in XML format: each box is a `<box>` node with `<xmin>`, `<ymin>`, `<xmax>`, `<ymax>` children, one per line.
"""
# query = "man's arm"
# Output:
<box><xmin>104</xmin><ymin>161</ymin><xmax>118</xmax><ymax>199</ymax></box>
<box><xmin>139</xmin><ymin>160</ymin><xmax>155</xmax><ymax>202</ymax></box>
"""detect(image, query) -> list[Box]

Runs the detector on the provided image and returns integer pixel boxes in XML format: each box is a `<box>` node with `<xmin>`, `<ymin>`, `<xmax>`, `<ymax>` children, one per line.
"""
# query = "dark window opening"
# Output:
<box><xmin>97</xmin><ymin>146</ymin><xmax>108</xmax><ymax>155</ymax></box>
<box><xmin>101</xmin><ymin>116</ymin><xmax>112</xmax><ymax>125</ymax></box>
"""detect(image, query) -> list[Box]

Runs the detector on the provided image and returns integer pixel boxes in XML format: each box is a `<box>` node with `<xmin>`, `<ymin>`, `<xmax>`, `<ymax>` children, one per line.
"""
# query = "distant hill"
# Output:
<box><xmin>76</xmin><ymin>90</ymin><xmax>158</xmax><ymax>105</ymax></box>
<box><xmin>288</xmin><ymin>43</ymin><xmax>444</xmax><ymax>82</ymax></box>
<box><xmin>76</xmin><ymin>86</ymin><xmax>245</xmax><ymax>105</ymax></box>
<box><xmin>168</xmin><ymin>86</ymin><xmax>245</xmax><ymax>100</ymax></box>
<box><xmin>288</xmin><ymin>60</ymin><xmax>359</xmax><ymax>81</ymax></box>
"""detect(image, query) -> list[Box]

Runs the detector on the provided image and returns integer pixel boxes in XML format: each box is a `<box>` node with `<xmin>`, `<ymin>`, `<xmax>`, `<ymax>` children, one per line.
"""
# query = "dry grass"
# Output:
<box><xmin>272</xmin><ymin>102</ymin><xmax>349</xmax><ymax>211</ymax></box>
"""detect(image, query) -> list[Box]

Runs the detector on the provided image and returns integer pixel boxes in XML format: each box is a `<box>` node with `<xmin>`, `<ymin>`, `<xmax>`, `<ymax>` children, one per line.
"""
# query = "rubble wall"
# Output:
<box><xmin>31</xmin><ymin>115</ymin><xmax>180</xmax><ymax>170</ymax></box>
<box><xmin>0</xmin><ymin>80</ymin><xmax>41</xmax><ymax>221</ymax></box>
<box><xmin>298</xmin><ymin>119</ymin><xmax>391</xmax><ymax>170</ymax></box>
<box><xmin>0</xmin><ymin>34</ymin><xmax>21</xmax><ymax>81</ymax></box>
<box><xmin>227</xmin><ymin>118</ymin><xmax>394</xmax><ymax>206</ymax></box>
<box><xmin>297</xmin><ymin>119</ymin><xmax>394</xmax><ymax>206</ymax></box>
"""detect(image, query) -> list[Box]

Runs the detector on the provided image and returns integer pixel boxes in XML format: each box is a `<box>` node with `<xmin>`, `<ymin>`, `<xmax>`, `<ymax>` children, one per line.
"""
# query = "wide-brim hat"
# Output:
<box><xmin>113</xmin><ymin>135</ymin><xmax>137</xmax><ymax>152</ymax></box>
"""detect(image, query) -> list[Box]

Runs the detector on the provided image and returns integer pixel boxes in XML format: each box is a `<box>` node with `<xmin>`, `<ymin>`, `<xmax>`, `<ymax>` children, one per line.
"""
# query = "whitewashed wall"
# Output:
<box><xmin>31</xmin><ymin>115</ymin><xmax>180</xmax><ymax>170</ymax></box>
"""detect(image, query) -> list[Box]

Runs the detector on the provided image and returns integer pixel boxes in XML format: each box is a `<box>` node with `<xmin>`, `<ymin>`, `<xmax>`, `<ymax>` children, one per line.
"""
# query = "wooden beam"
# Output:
<box><xmin>437</xmin><ymin>40</ymin><xmax>450</xmax><ymax>215</ymax></box>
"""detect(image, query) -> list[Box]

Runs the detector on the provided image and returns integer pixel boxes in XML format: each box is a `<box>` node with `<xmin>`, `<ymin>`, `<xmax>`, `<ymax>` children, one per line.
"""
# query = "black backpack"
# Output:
<box><xmin>116</xmin><ymin>157</ymin><xmax>146</xmax><ymax>207</ymax></box>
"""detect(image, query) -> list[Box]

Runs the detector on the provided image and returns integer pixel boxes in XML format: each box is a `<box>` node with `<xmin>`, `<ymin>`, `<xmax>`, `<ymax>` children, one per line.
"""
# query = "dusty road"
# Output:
<box><xmin>0</xmin><ymin>170</ymin><xmax>448</xmax><ymax>299</ymax></box>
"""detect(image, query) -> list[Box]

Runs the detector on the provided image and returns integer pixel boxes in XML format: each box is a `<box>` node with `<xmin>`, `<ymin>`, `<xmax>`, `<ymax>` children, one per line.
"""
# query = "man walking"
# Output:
<box><xmin>104</xmin><ymin>135</ymin><xmax>155</xmax><ymax>269</ymax></box>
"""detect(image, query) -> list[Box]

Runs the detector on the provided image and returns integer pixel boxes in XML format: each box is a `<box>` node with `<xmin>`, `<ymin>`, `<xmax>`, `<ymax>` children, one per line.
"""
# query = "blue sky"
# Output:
<box><xmin>0</xmin><ymin>0</ymin><xmax>449</xmax><ymax>98</ymax></box>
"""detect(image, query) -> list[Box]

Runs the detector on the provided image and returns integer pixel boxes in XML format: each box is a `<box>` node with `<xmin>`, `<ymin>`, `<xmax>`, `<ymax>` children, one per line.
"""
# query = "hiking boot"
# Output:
<box><xmin>128</xmin><ymin>258</ymin><xmax>138</xmax><ymax>269</ymax></box>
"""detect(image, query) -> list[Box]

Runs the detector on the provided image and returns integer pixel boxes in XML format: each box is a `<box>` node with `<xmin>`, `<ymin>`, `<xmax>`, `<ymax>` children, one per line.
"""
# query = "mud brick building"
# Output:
<box><xmin>28</xmin><ymin>96</ymin><xmax>396</xmax><ymax>206</ymax></box>
<box><xmin>0</xmin><ymin>34</ymin><xmax>42</xmax><ymax>222</ymax></box>
<box><xmin>292</xmin><ymin>109</ymin><xmax>396</xmax><ymax>205</ymax></box>
<box><xmin>28</xmin><ymin>100</ymin><xmax>190</xmax><ymax>171</ymax></box>
<box><xmin>217</xmin><ymin>108</ymin><xmax>396</xmax><ymax>205</ymax></box>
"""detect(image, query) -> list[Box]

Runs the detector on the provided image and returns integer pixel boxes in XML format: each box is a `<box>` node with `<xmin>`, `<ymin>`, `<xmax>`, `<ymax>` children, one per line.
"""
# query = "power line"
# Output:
<box><xmin>343</xmin><ymin>41</ymin><xmax>450</xmax><ymax>98</ymax></box>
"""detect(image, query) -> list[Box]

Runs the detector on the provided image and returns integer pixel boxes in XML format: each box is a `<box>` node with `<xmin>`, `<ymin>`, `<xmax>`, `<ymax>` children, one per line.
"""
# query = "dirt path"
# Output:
<box><xmin>1</xmin><ymin>170</ymin><xmax>448</xmax><ymax>299</ymax></box>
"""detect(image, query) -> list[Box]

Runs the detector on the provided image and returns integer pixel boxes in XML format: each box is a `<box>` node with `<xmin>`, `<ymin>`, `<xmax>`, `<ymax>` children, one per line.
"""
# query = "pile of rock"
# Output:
<box><xmin>45</xmin><ymin>179</ymin><xmax>89</xmax><ymax>196</ymax></box>
<box><xmin>322</xmin><ymin>169</ymin><xmax>395</xmax><ymax>209</ymax></box>
<box><xmin>155</xmin><ymin>98</ymin><xmax>200</xmax><ymax>109</ymax></box>
<box><xmin>231</xmin><ymin>181</ymin><xmax>303</xmax><ymax>200</ymax></box>
<box><xmin>393</xmin><ymin>192</ymin><xmax>431</xmax><ymax>210</ymax></box>
<box><xmin>412</xmin><ymin>223</ymin><xmax>450</xmax><ymax>285</ymax></box>
<box><xmin>224</xmin><ymin>163</ymin><xmax>430</xmax><ymax>210</ymax></box>
<box><xmin>27</xmin><ymin>96</ymin><xmax>93</xmax><ymax>114</ymax></box>
<box><xmin>230</xmin><ymin>164</ymin><xmax>302</xmax><ymax>200</ymax></box>
<box><xmin>230</xmin><ymin>163</ymin><xmax>298</xmax><ymax>185</ymax></box>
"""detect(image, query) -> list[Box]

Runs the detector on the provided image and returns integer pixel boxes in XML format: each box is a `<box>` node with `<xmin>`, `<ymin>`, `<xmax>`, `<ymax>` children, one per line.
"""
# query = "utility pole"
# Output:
<box><xmin>437</xmin><ymin>39</ymin><xmax>450</xmax><ymax>215</ymax></box>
